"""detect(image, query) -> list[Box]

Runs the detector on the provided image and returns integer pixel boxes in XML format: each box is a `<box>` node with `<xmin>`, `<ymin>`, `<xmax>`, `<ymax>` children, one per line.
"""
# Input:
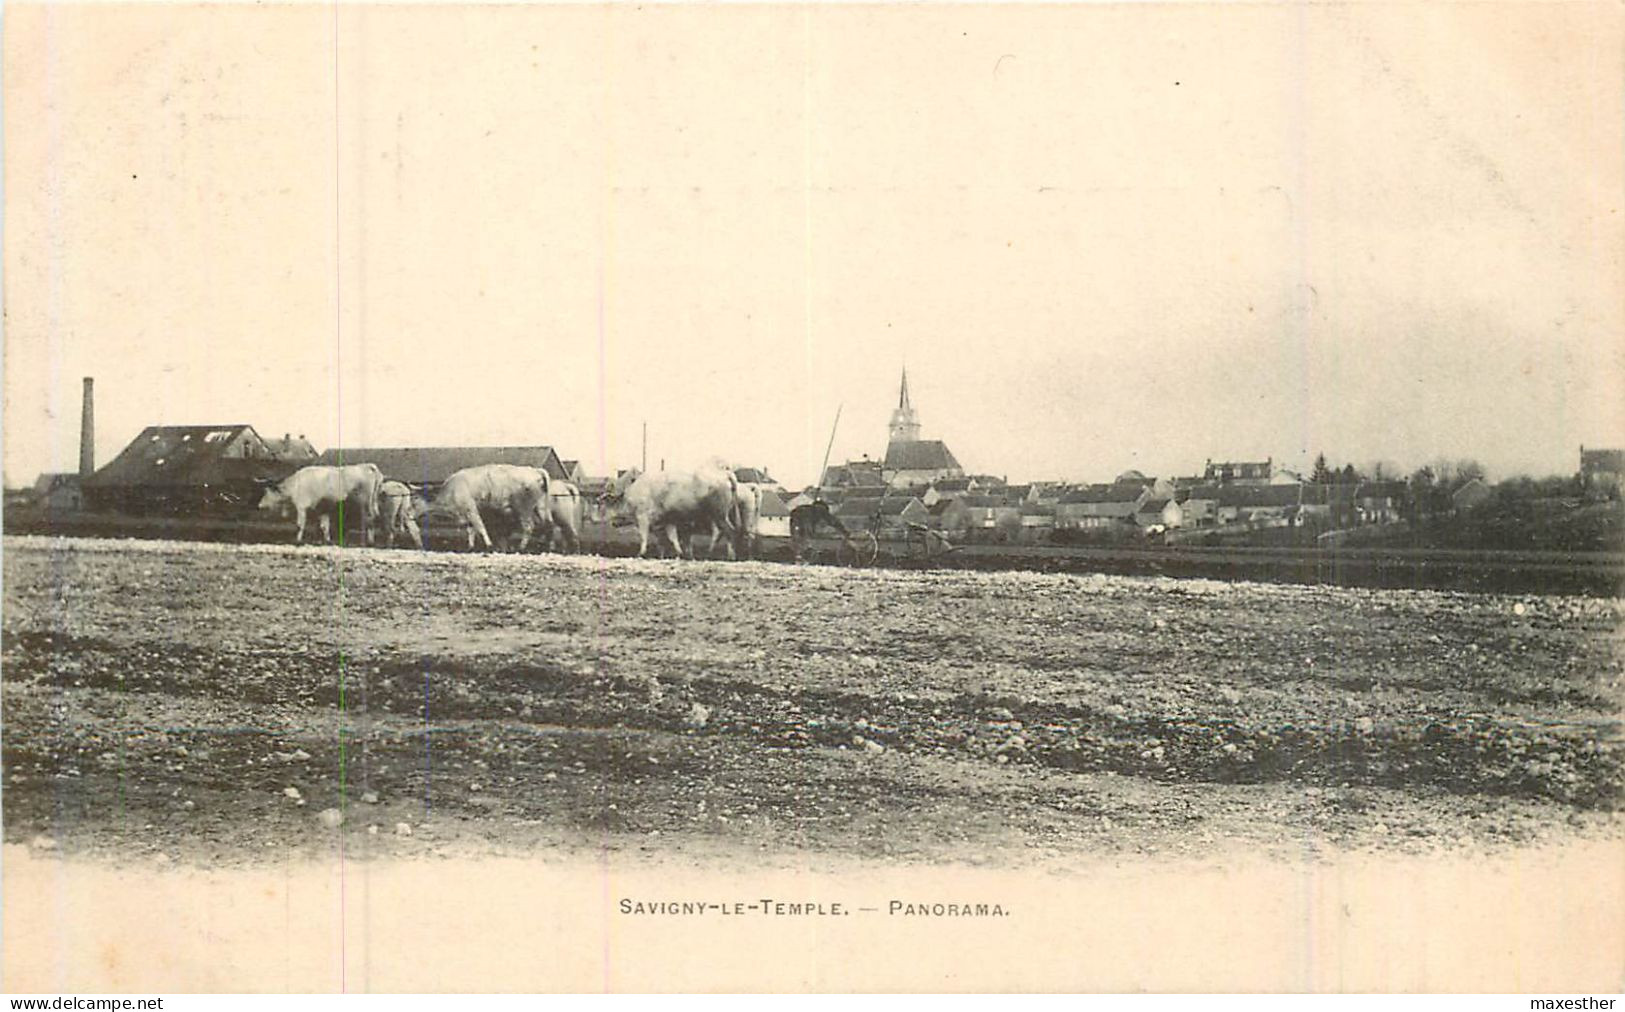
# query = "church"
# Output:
<box><xmin>819</xmin><ymin>370</ymin><xmax>965</xmax><ymax>490</ymax></box>
<box><xmin>881</xmin><ymin>369</ymin><xmax>964</xmax><ymax>486</ymax></box>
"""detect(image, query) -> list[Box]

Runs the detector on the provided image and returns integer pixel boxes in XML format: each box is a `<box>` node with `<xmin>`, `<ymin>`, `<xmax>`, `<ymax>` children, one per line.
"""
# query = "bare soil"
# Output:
<box><xmin>3</xmin><ymin>535</ymin><xmax>1622</xmax><ymax>868</ymax></box>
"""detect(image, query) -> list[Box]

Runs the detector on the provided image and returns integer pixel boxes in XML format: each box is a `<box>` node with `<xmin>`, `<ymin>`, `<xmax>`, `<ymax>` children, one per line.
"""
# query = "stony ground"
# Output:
<box><xmin>3</xmin><ymin>535</ymin><xmax>1622</xmax><ymax>868</ymax></box>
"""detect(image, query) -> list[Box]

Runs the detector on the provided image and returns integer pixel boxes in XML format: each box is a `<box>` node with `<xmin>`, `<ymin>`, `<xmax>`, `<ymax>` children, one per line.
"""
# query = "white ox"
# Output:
<box><xmin>732</xmin><ymin>482</ymin><xmax>763</xmax><ymax>559</ymax></box>
<box><xmin>602</xmin><ymin>463</ymin><xmax>739</xmax><ymax>559</ymax></box>
<box><xmin>257</xmin><ymin>463</ymin><xmax>384</xmax><ymax>545</ymax></box>
<box><xmin>376</xmin><ymin>479</ymin><xmax>423</xmax><ymax>548</ymax></box>
<box><xmin>676</xmin><ymin>480</ymin><xmax>761</xmax><ymax>559</ymax></box>
<box><xmin>429</xmin><ymin>464</ymin><xmax>552</xmax><ymax>552</ymax></box>
<box><xmin>545</xmin><ymin>481</ymin><xmax>583</xmax><ymax>553</ymax></box>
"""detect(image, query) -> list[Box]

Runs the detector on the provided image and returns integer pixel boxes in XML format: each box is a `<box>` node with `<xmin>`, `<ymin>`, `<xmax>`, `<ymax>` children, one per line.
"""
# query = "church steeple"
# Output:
<box><xmin>888</xmin><ymin>368</ymin><xmax>921</xmax><ymax>443</ymax></box>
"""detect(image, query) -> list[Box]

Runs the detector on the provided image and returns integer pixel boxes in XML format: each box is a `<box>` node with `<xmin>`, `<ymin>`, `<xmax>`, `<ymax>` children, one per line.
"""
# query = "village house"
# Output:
<box><xmin>835</xmin><ymin>494</ymin><xmax>930</xmax><ymax>535</ymax></box>
<box><xmin>1203</xmin><ymin>458</ymin><xmax>1274</xmax><ymax>485</ymax></box>
<box><xmin>1580</xmin><ymin>446</ymin><xmax>1623</xmax><ymax>499</ymax></box>
<box><xmin>1214</xmin><ymin>484</ymin><xmax>1299</xmax><ymax>526</ymax></box>
<box><xmin>920</xmin><ymin>476</ymin><xmax>977</xmax><ymax>508</ymax></box>
<box><xmin>938</xmin><ymin>494</ymin><xmax>1022</xmax><ymax>541</ymax></box>
<box><xmin>754</xmin><ymin>487</ymin><xmax>792</xmax><ymax>539</ymax></box>
<box><xmin>1055</xmin><ymin>484</ymin><xmax>1148</xmax><ymax>529</ymax></box>
<box><xmin>733</xmin><ymin>467</ymin><xmax>781</xmax><ymax>491</ymax></box>
<box><xmin>1452</xmin><ymin>478</ymin><xmax>1493</xmax><ymax>511</ymax></box>
<box><xmin>1135</xmin><ymin>496</ymin><xmax>1183</xmax><ymax>530</ymax></box>
<box><xmin>820</xmin><ymin>459</ymin><xmax>886</xmax><ymax>489</ymax></box>
<box><xmin>1354</xmin><ymin>481</ymin><xmax>1408</xmax><ymax>524</ymax></box>
<box><xmin>1017</xmin><ymin>504</ymin><xmax>1056</xmax><ymax>543</ymax></box>
<box><xmin>1175</xmin><ymin>486</ymin><xmax>1221</xmax><ymax>527</ymax></box>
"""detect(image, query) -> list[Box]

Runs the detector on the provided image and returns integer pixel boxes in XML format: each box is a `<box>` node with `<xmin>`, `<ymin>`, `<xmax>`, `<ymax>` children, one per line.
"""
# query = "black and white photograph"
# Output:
<box><xmin>2</xmin><ymin>0</ymin><xmax>1622</xmax><ymax>994</ymax></box>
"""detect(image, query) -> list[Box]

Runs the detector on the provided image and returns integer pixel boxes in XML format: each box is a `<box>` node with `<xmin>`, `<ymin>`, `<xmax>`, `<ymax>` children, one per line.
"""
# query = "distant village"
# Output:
<box><xmin>11</xmin><ymin>374</ymin><xmax>1624</xmax><ymax>549</ymax></box>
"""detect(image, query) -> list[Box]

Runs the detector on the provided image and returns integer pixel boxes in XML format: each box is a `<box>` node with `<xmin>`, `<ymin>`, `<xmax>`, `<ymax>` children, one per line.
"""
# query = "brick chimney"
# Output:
<box><xmin>79</xmin><ymin>377</ymin><xmax>95</xmax><ymax>477</ymax></box>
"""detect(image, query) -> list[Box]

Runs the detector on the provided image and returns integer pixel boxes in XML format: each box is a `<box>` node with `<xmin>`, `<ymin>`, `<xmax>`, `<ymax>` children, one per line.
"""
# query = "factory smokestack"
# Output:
<box><xmin>79</xmin><ymin>377</ymin><xmax>95</xmax><ymax>478</ymax></box>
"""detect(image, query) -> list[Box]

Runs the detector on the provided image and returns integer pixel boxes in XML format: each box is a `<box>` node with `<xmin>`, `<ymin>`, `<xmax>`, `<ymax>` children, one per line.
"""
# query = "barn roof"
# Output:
<box><xmin>83</xmin><ymin>425</ymin><xmax>290</xmax><ymax>488</ymax></box>
<box><xmin>315</xmin><ymin>446</ymin><xmax>566</xmax><ymax>484</ymax></box>
<box><xmin>883</xmin><ymin>439</ymin><xmax>961</xmax><ymax>472</ymax></box>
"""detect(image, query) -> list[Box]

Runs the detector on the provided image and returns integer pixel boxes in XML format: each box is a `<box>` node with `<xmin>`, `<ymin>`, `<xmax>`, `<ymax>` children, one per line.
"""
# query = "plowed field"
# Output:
<box><xmin>4</xmin><ymin>536</ymin><xmax>1621</xmax><ymax>867</ymax></box>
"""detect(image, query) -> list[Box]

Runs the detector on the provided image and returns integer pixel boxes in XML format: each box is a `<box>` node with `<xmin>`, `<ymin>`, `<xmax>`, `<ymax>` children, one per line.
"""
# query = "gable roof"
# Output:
<box><xmin>1356</xmin><ymin>480</ymin><xmax>1409</xmax><ymax>500</ymax></box>
<box><xmin>84</xmin><ymin>425</ymin><xmax>289</xmax><ymax>488</ymax></box>
<box><xmin>883</xmin><ymin>439</ymin><xmax>961</xmax><ymax>472</ymax></box>
<box><xmin>836</xmin><ymin>495</ymin><xmax>924</xmax><ymax>518</ymax></box>
<box><xmin>823</xmin><ymin>460</ymin><xmax>885</xmax><ymax>486</ymax></box>
<box><xmin>1059</xmin><ymin>483</ymin><xmax>1147</xmax><ymax>505</ymax></box>
<box><xmin>734</xmin><ymin>467</ymin><xmax>774</xmax><ymax>485</ymax></box>
<box><xmin>315</xmin><ymin>445</ymin><xmax>565</xmax><ymax>484</ymax></box>
<box><xmin>1079</xmin><ymin>501</ymin><xmax>1141</xmax><ymax>518</ymax></box>
<box><xmin>756</xmin><ymin>487</ymin><xmax>791</xmax><ymax>516</ymax></box>
<box><xmin>1137</xmin><ymin>497</ymin><xmax>1174</xmax><ymax>514</ymax></box>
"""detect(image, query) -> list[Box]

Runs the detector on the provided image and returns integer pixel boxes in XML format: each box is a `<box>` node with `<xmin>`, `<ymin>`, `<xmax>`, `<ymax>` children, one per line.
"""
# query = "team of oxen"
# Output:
<box><xmin>254</xmin><ymin>459</ymin><xmax>785</xmax><ymax>559</ymax></box>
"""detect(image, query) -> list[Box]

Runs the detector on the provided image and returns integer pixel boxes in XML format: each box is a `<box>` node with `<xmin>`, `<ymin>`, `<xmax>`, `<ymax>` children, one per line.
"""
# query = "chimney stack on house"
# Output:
<box><xmin>79</xmin><ymin>377</ymin><xmax>95</xmax><ymax>478</ymax></box>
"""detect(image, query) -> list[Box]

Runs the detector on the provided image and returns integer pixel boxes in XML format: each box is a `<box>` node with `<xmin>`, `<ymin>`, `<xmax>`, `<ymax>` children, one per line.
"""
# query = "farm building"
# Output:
<box><xmin>81</xmin><ymin>424</ymin><xmax>297</xmax><ymax>514</ymax></box>
<box><xmin>315</xmin><ymin>446</ymin><xmax>567</xmax><ymax>488</ymax></box>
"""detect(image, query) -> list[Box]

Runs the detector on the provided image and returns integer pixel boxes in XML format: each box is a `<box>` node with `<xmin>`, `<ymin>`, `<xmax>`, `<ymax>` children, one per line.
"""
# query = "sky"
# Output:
<box><xmin>5</xmin><ymin>3</ymin><xmax>1623</xmax><ymax>490</ymax></box>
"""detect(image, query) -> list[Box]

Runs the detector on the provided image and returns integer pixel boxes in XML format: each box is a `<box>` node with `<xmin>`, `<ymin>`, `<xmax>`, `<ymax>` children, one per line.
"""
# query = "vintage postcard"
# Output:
<box><xmin>3</xmin><ymin>0</ymin><xmax>1622</xmax><ymax>994</ymax></box>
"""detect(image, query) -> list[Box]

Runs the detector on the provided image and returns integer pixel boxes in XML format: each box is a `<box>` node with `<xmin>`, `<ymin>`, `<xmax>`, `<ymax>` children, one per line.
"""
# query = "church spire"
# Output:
<box><xmin>888</xmin><ymin>367</ymin><xmax>921</xmax><ymax>444</ymax></box>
